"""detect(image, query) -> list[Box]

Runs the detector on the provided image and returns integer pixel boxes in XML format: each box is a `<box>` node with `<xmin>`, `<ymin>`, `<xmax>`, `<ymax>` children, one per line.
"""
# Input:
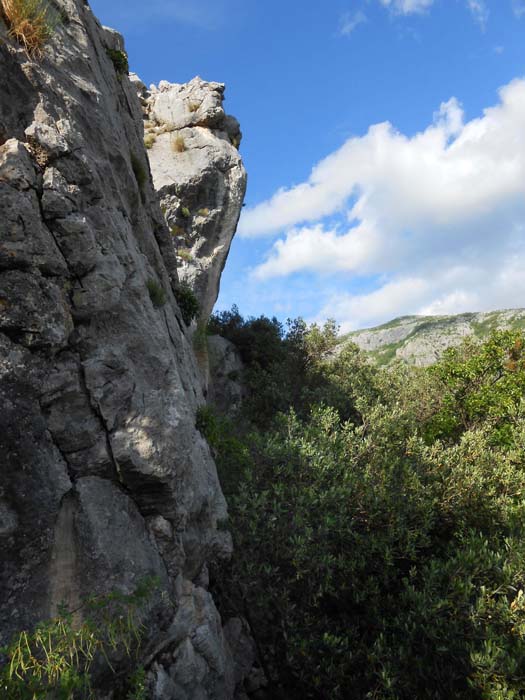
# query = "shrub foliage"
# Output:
<box><xmin>204</xmin><ymin>315</ymin><xmax>525</xmax><ymax>700</ymax></box>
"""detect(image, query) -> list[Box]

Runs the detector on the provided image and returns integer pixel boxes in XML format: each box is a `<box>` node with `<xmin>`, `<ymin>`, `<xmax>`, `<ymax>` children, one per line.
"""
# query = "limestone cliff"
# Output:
<box><xmin>0</xmin><ymin>1</ymin><xmax>246</xmax><ymax>697</ymax></box>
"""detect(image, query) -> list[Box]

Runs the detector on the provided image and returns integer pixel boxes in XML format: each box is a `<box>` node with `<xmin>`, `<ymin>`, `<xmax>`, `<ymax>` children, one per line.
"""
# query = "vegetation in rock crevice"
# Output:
<box><xmin>1</xmin><ymin>0</ymin><xmax>57</xmax><ymax>56</ymax></box>
<box><xmin>0</xmin><ymin>577</ymin><xmax>159</xmax><ymax>699</ymax></box>
<box><xmin>106</xmin><ymin>48</ymin><xmax>129</xmax><ymax>76</ymax></box>
<box><xmin>175</xmin><ymin>282</ymin><xmax>199</xmax><ymax>325</ymax></box>
<box><xmin>146</xmin><ymin>278</ymin><xmax>166</xmax><ymax>308</ymax></box>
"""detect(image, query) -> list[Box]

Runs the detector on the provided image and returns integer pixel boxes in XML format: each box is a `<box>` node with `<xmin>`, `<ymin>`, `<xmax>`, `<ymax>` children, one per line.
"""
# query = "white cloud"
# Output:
<box><xmin>466</xmin><ymin>0</ymin><xmax>489</xmax><ymax>30</ymax></box>
<box><xmin>339</xmin><ymin>10</ymin><xmax>367</xmax><ymax>36</ymax></box>
<box><xmin>317</xmin><ymin>250</ymin><xmax>525</xmax><ymax>332</ymax></box>
<box><xmin>242</xmin><ymin>78</ymin><xmax>525</xmax><ymax>330</ymax></box>
<box><xmin>378</xmin><ymin>0</ymin><xmax>435</xmax><ymax>14</ymax></box>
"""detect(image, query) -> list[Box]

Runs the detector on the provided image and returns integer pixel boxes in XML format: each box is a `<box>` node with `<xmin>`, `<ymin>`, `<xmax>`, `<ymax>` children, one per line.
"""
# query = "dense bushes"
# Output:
<box><xmin>208</xmin><ymin>307</ymin><xmax>341</xmax><ymax>426</ymax></box>
<box><xmin>204</xmin><ymin>321</ymin><xmax>525</xmax><ymax>699</ymax></box>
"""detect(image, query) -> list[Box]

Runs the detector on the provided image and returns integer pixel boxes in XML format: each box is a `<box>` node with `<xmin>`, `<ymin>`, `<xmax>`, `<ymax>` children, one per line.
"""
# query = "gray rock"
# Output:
<box><xmin>141</xmin><ymin>77</ymin><xmax>247</xmax><ymax>322</ymax></box>
<box><xmin>151</xmin><ymin>77</ymin><xmax>227</xmax><ymax>131</ymax></box>
<box><xmin>0</xmin><ymin>269</ymin><xmax>73</xmax><ymax>350</ymax></box>
<box><xmin>0</xmin><ymin>140</ymin><xmax>68</xmax><ymax>275</ymax></box>
<box><xmin>0</xmin><ymin>2</ymin><xmax>242</xmax><ymax>698</ymax></box>
<box><xmin>223</xmin><ymin>617</ymin><xmax>257</xmax><ymax>689</ymax></box>
<box><xmin>207</xmin><ymin>335</ymin><xmax>244</xmax><ymax>414</ymax></box>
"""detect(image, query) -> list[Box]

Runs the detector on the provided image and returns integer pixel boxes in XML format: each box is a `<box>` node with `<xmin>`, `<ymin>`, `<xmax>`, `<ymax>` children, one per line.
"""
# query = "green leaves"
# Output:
<box><xmin>210</xmin><ymin>329</ymin><xmax>525</xmax><ymax>699</ymax></box>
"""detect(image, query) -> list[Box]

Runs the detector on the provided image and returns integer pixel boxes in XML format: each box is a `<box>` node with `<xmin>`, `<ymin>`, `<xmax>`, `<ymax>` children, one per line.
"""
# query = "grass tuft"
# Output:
<box><xmin>177</xmin><ymin>248</ymin><xmax>193</xmax><ymax>263</ymax></box>
<box><xmin>143</xmin><ymin>133</ymin><xmax>156</xmax><ymax>150</ymax></box>
<box><xmin>171</xmin><ymin>134</ymin><xmax>186</xmax><ymax>153</ymax></box>
<box><xmin>1</xmin><ymin>0</ymin><xmax>58</xmax><ymax>57</ymax></box>
<box><xmin>170</xmin><ymin>224</ymin><xmax>185</xmax><ymax>237</ymax></box>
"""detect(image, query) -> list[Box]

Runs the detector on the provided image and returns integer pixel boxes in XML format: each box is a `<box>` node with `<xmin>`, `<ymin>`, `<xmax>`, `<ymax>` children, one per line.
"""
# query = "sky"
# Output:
<box><xmin>89</xmin><ymin>0</ymin><xmax>525</xmax><ymax>331</ymax></box>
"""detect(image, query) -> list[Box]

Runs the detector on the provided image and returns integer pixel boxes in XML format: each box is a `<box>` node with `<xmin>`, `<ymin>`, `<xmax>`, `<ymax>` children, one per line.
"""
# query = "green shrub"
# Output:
<box><xmin>180</xmin><ymin>206</ymin><xmax>191</xmax><ymax>219</ymax></box>
<box><xmin>196</xmin><ymin>406</ymin><xmax>251</xmax><ymax>495</ymax></box>
<box><xmin>146</xmin><ymin>278</ymin><xmax>166</xmax><ymax>308</ymax></box>
<box><xmin>175</xmin><ymin>282</ymin><xmax>199</xmax><ymax>325</ymax></box>
<box><xmin>106</xmin><ymin>48</ymin><xmax>129</xmax><ymax>75</ymax></box>
<box><xmin>425</xmin><ymin>331</ymin><xmax>525</xmax><ymax>446</ymax></box>
<box><xmin>210</xmin><ymin>330</ymin><xmax>525</xmax><ymax>699</ymax></box>
<box><xmin>207</xmin><ymin>307</ymin><xmax>342</xmax><ymax>427</ymax></box>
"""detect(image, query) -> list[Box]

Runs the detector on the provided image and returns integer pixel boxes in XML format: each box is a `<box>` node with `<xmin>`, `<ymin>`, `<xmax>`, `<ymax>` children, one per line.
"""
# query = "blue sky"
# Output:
<box><xmin>90</xmin><ymin>0</ymin><xmax>525</xmax><ymax>330</ymax></box>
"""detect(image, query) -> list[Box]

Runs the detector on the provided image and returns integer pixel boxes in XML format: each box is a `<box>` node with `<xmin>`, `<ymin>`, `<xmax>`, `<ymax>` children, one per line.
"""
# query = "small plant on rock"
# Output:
<box><xmin>177</xmin><ymin>248</ymin><xmax>193</xmax><ymax>263</ymax></box>
<box><xmin>171</xmin><ymin>134</ymin><xmax>186</xmax><ymax>153</ymax></box>
<box><xmin>143</xmin><ymin>133</ymin><xmax>156</xmax><ymax>150</ymax></box>
<box><xmin>147</xmin><ymin>278</ymin><xmax>166</xmax><ymax>308</ymax></box>
<box><xmin>1</xmin><ymin>0</ymin><xmax>58</xmax><ymax>57</ymax></box>
<box><xmin>175</xmin><ymin>283</ymin><xmax>199</xmax><ymax>326</ymax></box>
<box><xmin>106</xmin><ymin>48</ymin><xmax>129</xmax><ymax>75</ymax></box>
<box><xmin>170</xmin><ymin>224</ymin><xmax>185</xmax><ymax>237</ymax></box>
<box><xmin>180</xmin><ymin>206</ymin><xmax>191</xmax><ymax>219</ymax></box>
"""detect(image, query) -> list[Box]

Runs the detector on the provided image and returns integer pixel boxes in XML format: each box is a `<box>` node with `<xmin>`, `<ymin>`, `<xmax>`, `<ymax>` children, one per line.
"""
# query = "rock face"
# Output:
<box><xmin>0</xmin><ymin>3</ymin><xmax>246</xmax><ymax>697</ymax></box>
<box><xmin>207</xmin><ymin>335</ymin><xmax>245</xmax><ymax>415</ymax></box>
<box><xmin>135</xmin><ymin>75</ymin><xmax>247</xmax><ymax>323</ymax></box>
<box><xmin>337</xmin><ymin>309</ymin><xmax>525</xmax><ymax>366</ymax></box>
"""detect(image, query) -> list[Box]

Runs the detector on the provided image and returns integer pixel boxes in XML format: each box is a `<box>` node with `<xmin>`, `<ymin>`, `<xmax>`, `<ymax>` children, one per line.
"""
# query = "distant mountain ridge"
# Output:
<box><xmin>338</xmin><ymin>308</ymin><xmax>525</xmax><ymax>366</ymax></box>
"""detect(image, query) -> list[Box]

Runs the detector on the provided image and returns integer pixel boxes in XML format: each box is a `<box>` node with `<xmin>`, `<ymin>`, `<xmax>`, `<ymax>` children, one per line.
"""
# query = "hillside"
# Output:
<box><xmin>338</xmin><ymin>308</ymin><xmax>525</xmax><ymax>366</ymax></box>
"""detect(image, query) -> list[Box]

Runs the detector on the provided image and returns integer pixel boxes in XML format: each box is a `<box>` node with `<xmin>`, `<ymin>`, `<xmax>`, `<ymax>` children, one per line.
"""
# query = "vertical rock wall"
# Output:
<box><xmin>0</xmin><ymin>2</ymin><xmax>244</xmax><ymax>697</ymax></box>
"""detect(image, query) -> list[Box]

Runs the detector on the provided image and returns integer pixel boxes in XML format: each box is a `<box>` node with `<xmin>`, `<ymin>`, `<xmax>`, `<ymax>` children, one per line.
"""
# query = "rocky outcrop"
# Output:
<box><xmin>0</xmin><ymin>2</ymin><xmax>246</xmax><ymax>697</ymax></box>
<box><xmin>336</xmin><ymin>308</ymin><xmax>525</xmax><ymax>366</ymax></box>
<box><xmin>133</xmin><ymin>75</ymin><xmax>247</xmax><ymax>323</ymax></box>
<box><xmin>207</xmin><ymin>336</ymin><xmax>245</xmax><ymax>415</ymax></box>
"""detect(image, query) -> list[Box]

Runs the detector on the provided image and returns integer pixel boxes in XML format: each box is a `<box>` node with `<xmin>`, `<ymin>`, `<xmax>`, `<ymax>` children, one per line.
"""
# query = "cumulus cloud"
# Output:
<box><xmin>339</xmin><ymin>10</ymin><xmax>367</xmax><ymax>36</ymax></box>
<box><xmin>241</xmin><ymin>78</ymin><xmax>525</xmax><ymax>330</ymax></box>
